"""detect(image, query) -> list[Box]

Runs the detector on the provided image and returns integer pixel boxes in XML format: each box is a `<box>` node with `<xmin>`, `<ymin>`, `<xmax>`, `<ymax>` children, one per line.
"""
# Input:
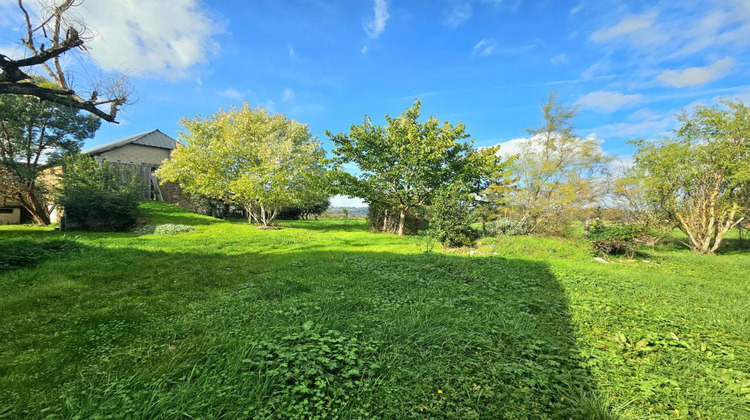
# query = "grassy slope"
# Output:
<box><xmin>0</xmin><ymin>202</ymin><xmax>747</xmax><ymax>419</ymax></box>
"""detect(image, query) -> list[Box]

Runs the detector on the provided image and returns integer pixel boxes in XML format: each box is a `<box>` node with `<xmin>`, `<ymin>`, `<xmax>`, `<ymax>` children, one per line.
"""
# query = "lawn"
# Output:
<box><xmin>0</xmin><ymin>202</ymin><xmax>748</xmax><ymax>419</ymax></box>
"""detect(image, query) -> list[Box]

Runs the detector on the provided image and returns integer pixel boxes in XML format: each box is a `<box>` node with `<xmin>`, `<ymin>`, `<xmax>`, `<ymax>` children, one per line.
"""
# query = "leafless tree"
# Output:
<box><xmin>0</xmin><ymin>0</ymin><xmax>131</xmax><ymax>122</ymax></box>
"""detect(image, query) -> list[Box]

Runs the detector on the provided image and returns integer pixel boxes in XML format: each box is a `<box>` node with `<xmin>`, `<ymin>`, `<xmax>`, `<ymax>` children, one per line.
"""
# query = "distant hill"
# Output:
<box><xmin>326</xmin><ymin>206</ymin><xmax>369</xmax><ymax>217</ymax></box>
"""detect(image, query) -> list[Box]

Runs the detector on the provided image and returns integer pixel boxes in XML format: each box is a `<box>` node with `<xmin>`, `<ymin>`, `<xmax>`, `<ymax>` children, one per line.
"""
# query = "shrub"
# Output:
<box><xmin>485</xmin><ymin>217</ymin><xmax>531</xmax><ymax>236</ymax></box>
<box><xmin>429</xmin><ymin>184</ymin><xmax>478</xmax><ymax>247</ymax></box>
<box><xmin>589</xmin><ymin>224</ymin><xmax>654</xmax><ymax>258</ymax></box>
<box><xmin>57</xmin><ymin>155</ymin><xmax>141</xmax><ymax>231</ymax></box>
<box><xmin>153</xmin><ymin>224</ymin><xmax>196</xmax><ymax>235</ymax></box>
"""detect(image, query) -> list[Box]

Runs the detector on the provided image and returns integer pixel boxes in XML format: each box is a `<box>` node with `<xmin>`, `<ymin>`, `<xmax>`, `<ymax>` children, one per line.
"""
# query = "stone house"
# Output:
<box><xmin>0</xmin><ymin>130</ymin><xmax>177</xmax><ymax>225</ymax></box>
<box><xmin>85</xmin><ymin>129</ymin><xmax>177</xmax><ymax>200</ymax></box>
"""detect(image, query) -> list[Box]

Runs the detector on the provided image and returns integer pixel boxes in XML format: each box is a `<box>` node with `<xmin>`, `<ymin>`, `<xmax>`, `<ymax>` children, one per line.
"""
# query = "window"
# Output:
<box><xmin>0</xmin><ymin>208</ymin><xmax>14</xmax><ymax>214</ymax></box>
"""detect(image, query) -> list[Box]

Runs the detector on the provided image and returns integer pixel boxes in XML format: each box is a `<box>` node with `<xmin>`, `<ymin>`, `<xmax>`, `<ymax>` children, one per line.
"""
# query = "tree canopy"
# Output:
<box><xmin>0</xmin><ymin>82</ymin><xmax>101</xmax><ymax>225</ymax></box>
<box><xmin>328</xmin><ymin>99</ymin><xmax>512</xmax><ymax>236</ymax></box>
<box><xmin>157</xmin><ymin>104</ymin><xmax>329</xmax><ymax>227</ymax></box>
<box><xmin>507</xmin><ymin>92</ymin><xmax>612</xmax><ymax>234</ymax></box>
<box><xmin>632</xmin><ymin>100</ymin><xmax>750</xmax><ymax>254</ymax></box>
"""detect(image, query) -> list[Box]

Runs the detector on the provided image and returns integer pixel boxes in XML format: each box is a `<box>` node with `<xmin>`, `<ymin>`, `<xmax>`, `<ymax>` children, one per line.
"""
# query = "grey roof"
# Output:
<box><xmin>85</xmin><ymin>129</ymin><xmax>177</xmax><ymax>155</ymax></box>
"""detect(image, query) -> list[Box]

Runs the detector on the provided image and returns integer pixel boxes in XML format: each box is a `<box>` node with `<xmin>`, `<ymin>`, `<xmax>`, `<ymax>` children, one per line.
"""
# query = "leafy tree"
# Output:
<box><xmin>632</xmin><ymin>100</ymin><xmax>750</xmax><ymax>254</ymax></box>
<box><xmin>157</xmin><ymin>105</ymin><xmax>328</xmax><ymax>227</ymax></box>
<box><xmin>0</xmin><ymin>0</ymin><xmax>130</xmax><ymax>122</ymax></box>
<box><xmin>56</xmin><ymin>154</ymin><xmax>141</xmax><ymax>231</ymax></box>
<box><xmin>0</xmin><ymin>84</ymin><xmax>101</xmax><ymax>225</ymax></box>
<box><xmin>328</xmin><ymin>99</ymin><xmax>511</xmax><ymax>236</ymax></box>
<box><xmin>508</xmin><ymin>92</ymin><xmax>612</xmax><ymax>235</ymax></box>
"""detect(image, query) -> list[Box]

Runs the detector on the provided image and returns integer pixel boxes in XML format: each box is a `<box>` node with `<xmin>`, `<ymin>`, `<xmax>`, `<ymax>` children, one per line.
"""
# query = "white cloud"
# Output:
<box><xmin>472</xmin><ymin>39</ymin><xmax>495</xmax><ymax>56</ymax></box>
<box><xmin>550</xmin><ymin>53</ymin><xmax>569</xmax><ymax>65</ymax></box>
<box><xmin>330</xmin><ymin>195</ymin><xmax>367</xmax><ymax>208</ymax></box>
<box><xmin>570</xmin><ymin>3</ymin><xmax>584</xmax><ymax>15</ymax></box>
<box><xmin>492</xmin><ymin>133</ymin><xmax>609</xmax><ymax>160</ymax></box>
<box><xmin>361</xmin><ymin>46</ymin><xmax>369</xmax><ymax>54</ymax></box>
<box><xmin>287</xmin><ymin>44</ymin><xmax>297</xmax><ymax>59</ymax></box>
<box><xmin>580</xmin><ymin>90</ymin><xmax>642</xmax><ymax>112</ymax></box>
<box><xmin>219</xmin><ymin>88</ymin><xmax>243</xmax><ymax>100</ymax></box>
<box><xmin>657</xmin><ymin>57</ymin><xmax>735</xmax><ymax>88</ymax></box>
<box><xmin>443</xmin><ymin>2</ymin><xmax>472</xmax><ymax>27</ymax></box>
<box><xmin>590</xmin><ymin>12</ymin><xmax>658</xmax><ymax>42</ymax></box>
<box><xmin>73</xmin><ymin>0</ymin><xmax>220</xmax><ymax>79</ymax></box>
<box><xmin>282</xmin><ymin>88</ymin><xmax>295</xmax><ymax>102</ymax></box>
<box><xmin>364</xmin><ymin>0</ymin><xmax>390</xmax><ymax>38</ymax></box>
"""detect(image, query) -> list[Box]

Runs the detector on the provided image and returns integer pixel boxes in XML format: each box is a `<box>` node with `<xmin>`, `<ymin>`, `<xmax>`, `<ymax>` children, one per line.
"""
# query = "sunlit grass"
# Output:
<box><xmin>0</xmin><ymin>202</ymin><xmax>748</xmax><ymax>418</ymax></box>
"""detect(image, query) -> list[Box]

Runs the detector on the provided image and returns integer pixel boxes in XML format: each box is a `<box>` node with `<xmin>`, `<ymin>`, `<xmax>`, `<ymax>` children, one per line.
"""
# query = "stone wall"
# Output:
<box><xmin>95</xmin><ymin>144</ymin><xmax>171</xmax><ymax>166</ymax></box>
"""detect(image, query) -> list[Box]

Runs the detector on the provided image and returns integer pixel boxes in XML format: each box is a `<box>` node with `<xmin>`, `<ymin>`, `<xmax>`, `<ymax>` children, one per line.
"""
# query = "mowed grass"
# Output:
<box><xmin>0</xmin><ymin>202</ymin><xmax>748</xmax><ymax>419</ymax></box>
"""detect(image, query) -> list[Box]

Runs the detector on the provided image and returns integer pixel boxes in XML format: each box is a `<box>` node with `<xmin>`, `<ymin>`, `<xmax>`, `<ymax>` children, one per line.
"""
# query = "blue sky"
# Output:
<box><xmin>2</xmin><ymin>0</ymin><xmax>750</xmax><ymax>205</ymax></box>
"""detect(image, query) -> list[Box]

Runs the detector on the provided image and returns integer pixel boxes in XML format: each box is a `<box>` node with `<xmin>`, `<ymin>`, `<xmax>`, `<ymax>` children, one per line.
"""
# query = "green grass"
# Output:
<box><xmin>0</xmin><ymin>202</ymin><xmax>748</xmax><ymax>419</ymax></box>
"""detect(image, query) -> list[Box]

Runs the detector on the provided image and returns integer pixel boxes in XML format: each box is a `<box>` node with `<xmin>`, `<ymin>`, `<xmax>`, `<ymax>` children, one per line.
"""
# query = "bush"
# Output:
<box><xmin>589</xmin><ymin>224</ymin><xmax>654</xmax><ymax>258</ymax></box>
<box><xmin>429</xmin><ymin>185</ymin><xmax>478</xmax><ymax>247</ymax></box>
<box><xmin>485</xmin><ymin>217</ymin><xmax>531</xmax><ymax>236</ymax></box>
<box><xmin>153</xmin><ymin>224</ymin><xmax>196</xmax><ymax>235</ymax></box>
<box><xmin>57</xmin><ymin>155</ymin><xmax>142</xmax><ymax>231</ymax></box>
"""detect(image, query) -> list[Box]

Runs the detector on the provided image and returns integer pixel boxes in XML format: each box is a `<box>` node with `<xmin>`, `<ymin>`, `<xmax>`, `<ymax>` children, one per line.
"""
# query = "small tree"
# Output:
<box><xmin>0</xmin><ymin>84</ymin><xmax>101</xmax><ymax>225</ymax></box>
<box><xmin>57</xmin><ymin>154</ymin><xmax>141</xmax><ymax>231</ymax></box>
<box><xmin>329</xmin><ymin>99</ymin><xmax>510</xmax><ymax>236</ymax></box>
<box><xmin>157</xmin><ymin>105</ymin><xmax>328</xmax><ymax>227</ymax></box>
<box><xmin>508</xmin><ymin>92</ymin><xmax>612</xmax><ymax>235</ymax></box>
<box><xmin>632</xmin><ymin>100</ymin><xmax>750</xmax><ymax>254</ymax></box>
<box><xmin>430</xmin><ymin>183</ymin><xmax>478</xmax><ymax>247</ymax></box>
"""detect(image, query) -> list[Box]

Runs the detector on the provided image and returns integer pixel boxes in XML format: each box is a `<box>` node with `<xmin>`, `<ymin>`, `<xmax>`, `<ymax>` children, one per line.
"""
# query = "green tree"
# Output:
<box><xmin>56</xmin><ymin>154</ymin><xmax>141</xmax><ymax>231</ymax></box>
<box><xmin>157</xmin><ymin>105</ymin><xmax>328</xmax><ymax>228</ymax></box>
<box><xmin>632</xmin><ymin>100</ymin><xmax>750</xmax><ymax>254</ymax></box>
<box><xmin>0</xmin><ymin>85</ymin><xmax>101</xmax><ymax>225</ymax></box>
<box><xmin>509</xmin><ymin>92</ymin><xmax>612</xmax><ymax>235</ymax></box>
<box><xmin>328</xmin><ymin>99</ymin><xmax>511</xmax><ymax>236</ymax></box>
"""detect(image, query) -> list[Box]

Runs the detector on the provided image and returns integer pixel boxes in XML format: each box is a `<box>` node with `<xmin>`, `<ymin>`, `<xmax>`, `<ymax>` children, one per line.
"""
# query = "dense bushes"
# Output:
<box><xmin>57</xmin><ymin>155</ymin><xmax>142</xmax><ymax>231</ymax></box>
<box><xmin>588</xmin><ymin>224</ymin><xmax>657</xmax><ymax>257</ymax></box>
<box><xmin>429</xmin><ymin>185</ymin><xmax>478</xmax><ymax>247</ymax></box>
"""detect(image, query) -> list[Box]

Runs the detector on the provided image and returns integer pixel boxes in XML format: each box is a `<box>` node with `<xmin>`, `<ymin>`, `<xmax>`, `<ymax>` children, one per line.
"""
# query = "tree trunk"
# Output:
<box><xmin>382</xmin><ymin>209</ymin><xmax>389</xmax><ymax>232</ymax></box>
<box><xmin>397</xmin><ymin>209</ymin><xmax>406</xmax><ymax>237</ymax></box>
<box><xmin>20</xmin><ymin>191</ymin><xmax>50</xmax><ymax>225</ymax></box>
<box><xmin>260</xmin><ymin>205</ymin><xmax>268</xmax><ymax>227</ymax></box>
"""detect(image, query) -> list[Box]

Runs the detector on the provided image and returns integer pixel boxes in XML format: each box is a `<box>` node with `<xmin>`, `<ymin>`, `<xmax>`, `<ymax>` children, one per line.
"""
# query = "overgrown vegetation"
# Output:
<box><xmin>0</xmin><ymin>202</ymin><xmax>747</xmax><ymax>418</ymax></box>
<box><xmin>57</xmin><ymin>154</ymin><xmax>141</xmax><ymax>231</ymax></box>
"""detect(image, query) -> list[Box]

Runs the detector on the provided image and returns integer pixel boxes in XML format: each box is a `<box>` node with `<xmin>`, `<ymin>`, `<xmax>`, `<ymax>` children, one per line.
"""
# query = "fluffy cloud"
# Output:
<box><xmin>590</xmin><ymin>12</ymin><xmax>658</xmax><ymax>42</ymax></box>
<box><xmin>492</xmin><ymin>133</ymin><xmax>608</xmax><ymax>159</ymax></box>
<box><xmin>657</xmin><ymin>57</ymin><xmax>735</xmax><ymax>87</ymax></box>
<box><xmin>364</xmin><ymin>0</ymin><xmax>390</xmax><ymax>38</ymax></box>
<box><xmin>76</xmin><ymin>0</ymin><xmax>220</xmax><ymax>79</ymax></box>
<box><xmin>580</xmin><ymin>90</ymin><xmax>642</xmax><ymax>112</ymax></box>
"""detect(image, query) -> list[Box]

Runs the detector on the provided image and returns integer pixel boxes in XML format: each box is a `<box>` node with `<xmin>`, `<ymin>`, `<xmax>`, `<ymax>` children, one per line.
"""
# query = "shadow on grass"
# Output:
<box><xmin>0</xmin><ymin>244</ymin><xmax>617</xmax><ymax>419</ymax></box>
<box><xmin>0</xmin><ymin>238</ymin><xmax>82</xmax><ymax>274</ymax></box>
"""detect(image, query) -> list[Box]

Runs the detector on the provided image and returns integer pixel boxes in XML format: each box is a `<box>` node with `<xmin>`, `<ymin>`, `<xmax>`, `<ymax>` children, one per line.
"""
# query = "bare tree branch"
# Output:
<box><xmin>0</xmin><ymin>0</ymin><xmax>130</xmax><ymax>123</ymax></box>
